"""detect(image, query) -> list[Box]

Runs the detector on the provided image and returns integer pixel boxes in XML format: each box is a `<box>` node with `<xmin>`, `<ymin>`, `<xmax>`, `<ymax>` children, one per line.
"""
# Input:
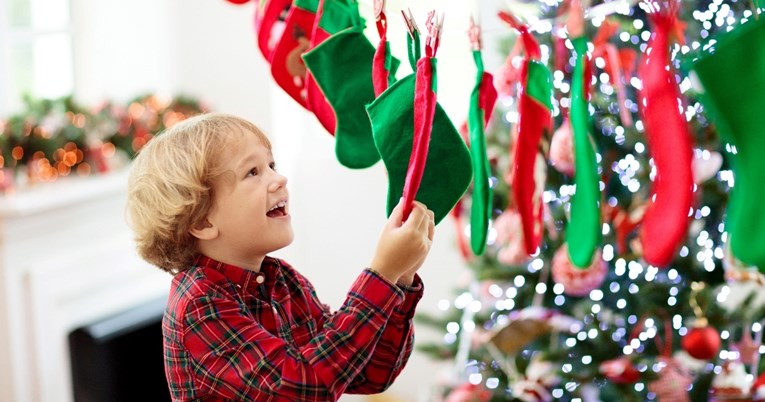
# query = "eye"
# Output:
<box><xmin>269</xmin><ymin>162</ymin><xmax>277</xmax><ymax>171</ymax></box>
<box><xmin>247</xmin><ymin>167</ymin><xmax>259</xmax><ymax>177</ymax></box>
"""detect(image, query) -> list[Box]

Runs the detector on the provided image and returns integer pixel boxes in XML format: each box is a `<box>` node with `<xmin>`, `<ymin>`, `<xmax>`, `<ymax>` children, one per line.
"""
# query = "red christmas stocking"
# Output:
<box><xmin>500</xmin><ymin>12</ymin><xmax>553</xmax><ymax>256</ymax></box>
<box><xmin>268</xmin><ymin>0</ymin><xmax>319</xmax><ymax>109</ymax></box>
<box><xmin>372</xmin><ymin>1</ymin><xmax>401</xmax><ymax>97</ymax></box>
<box><xmin>637</xmin><ymin>0</ymin><xmax>693</xmax><ymax>268</ymax></box>
<box><xmin>254</xmin><ymin>0</ymin><xmax>291</xmax><ymax>61</ymax></box>
<box><xmin>304</xmin><ymin>0</ymin><xmax>359</xmax><ymax>134</ymax></box>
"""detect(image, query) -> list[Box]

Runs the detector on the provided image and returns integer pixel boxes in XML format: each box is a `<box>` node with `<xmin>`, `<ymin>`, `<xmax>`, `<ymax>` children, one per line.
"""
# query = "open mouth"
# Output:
<box><xmin>267</xmin><ymin>201</ymin><xmax>288</xmax><ymax>218</ymax></box>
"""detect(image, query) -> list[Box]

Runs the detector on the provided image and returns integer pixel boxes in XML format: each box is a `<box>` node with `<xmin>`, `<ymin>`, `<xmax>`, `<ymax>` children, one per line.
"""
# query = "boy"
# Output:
<box><xmin>126</xmin><ymin>113</ymin><xmax>435</xmax><ymax>401</ymax></box>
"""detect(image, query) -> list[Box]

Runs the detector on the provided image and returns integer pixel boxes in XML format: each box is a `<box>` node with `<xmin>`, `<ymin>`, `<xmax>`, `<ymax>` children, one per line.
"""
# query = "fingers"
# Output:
<box><xmin>402</xmin><ymin>200</ymin><xmax>426</xmax><ymax>227</ymax></box>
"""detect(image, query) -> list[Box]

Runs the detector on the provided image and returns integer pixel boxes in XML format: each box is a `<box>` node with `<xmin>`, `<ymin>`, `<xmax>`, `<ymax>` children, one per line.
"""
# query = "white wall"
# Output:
<box><xmin>70</xmin><ymin>0</ymin><xmax>510</xmax><ymax>400</ymax></box>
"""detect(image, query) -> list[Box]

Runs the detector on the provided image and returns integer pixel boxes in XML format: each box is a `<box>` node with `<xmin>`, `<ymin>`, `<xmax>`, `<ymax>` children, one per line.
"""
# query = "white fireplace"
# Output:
<box><xmin>0</xmin><ymin>169</ymin><xmax>171</xmax><ymax>402</ymax></box>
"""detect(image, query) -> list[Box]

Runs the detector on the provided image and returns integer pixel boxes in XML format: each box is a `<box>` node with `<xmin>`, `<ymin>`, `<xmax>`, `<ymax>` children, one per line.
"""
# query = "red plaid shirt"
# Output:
<box><xmin>162</xmin><ymin>255</ymin><xmax>423</xmax><ymax>401</ymax></box>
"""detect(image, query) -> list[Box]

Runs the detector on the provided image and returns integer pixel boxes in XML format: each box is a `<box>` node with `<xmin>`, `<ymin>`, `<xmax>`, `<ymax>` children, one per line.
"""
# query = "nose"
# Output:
<box><xmin>268</xmin><ymin>171</ymin><xmax>288</xmax><ymax>192</ymax></box>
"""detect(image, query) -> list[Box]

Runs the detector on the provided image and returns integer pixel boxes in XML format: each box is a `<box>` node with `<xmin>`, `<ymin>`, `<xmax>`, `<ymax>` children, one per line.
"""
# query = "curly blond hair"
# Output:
<box><xmin>126</xmin><ymin>113</ymin><xmax>271</xmax><ymax>274</ymax></box>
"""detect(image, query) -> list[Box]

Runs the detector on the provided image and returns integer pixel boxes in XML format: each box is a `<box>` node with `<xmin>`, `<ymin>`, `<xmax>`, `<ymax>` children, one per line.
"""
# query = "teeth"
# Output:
<box><xmin>269</xmin><ymin>201</ymin><xmax>287</xmax><ymax>212</ymax></box>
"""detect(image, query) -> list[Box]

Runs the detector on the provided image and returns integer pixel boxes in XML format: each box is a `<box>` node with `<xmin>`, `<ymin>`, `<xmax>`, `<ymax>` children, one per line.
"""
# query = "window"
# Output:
<box><xmin>1</xmin><ymin>0</ymin><xmax>73</xmax><ymax>114</ymax></box>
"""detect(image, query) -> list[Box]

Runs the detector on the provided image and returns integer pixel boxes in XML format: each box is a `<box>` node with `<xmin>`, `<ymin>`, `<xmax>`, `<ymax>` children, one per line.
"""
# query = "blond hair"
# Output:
<box><xmin>126</xmin><ymin>112</ymin><xmax>271</xmax><ymax>274</ymax></box>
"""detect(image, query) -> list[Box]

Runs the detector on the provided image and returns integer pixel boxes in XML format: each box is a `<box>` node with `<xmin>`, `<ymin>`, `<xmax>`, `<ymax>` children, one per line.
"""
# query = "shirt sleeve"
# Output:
<box><xmin>345</xmin><ymin>272</ymin><xmax>424</xmax><ymax>394</ymax></box>
<box><xmin>181</xmin><ymin>270</ymin><xmax>405</xmax><ymax>401</ymax></box>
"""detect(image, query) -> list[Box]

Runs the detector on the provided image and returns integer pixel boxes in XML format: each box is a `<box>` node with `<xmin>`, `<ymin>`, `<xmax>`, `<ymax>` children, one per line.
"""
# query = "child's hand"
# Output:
<box><xmin>370</xmin><ymin>199</ymin><xmax>435</xmax><ymax>285</ymax></box>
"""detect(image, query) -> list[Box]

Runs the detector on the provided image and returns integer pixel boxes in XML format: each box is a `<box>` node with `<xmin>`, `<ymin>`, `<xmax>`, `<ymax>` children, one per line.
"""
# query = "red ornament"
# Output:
<box><xmin>225</xmin><ymin>0</ymin><xmax>250</xmax><ymax>4</ymax></box>
<box><xmin>551</xmin><ymin>243</ymin><xmax>608</xmax><ymax>297</ymax></box>
<box><xmin>600</xmin><ymin>357</ymin><xmax>640</xmax><ymax>384</ymax></box>
<box><xmin>682</xmin><ymin>324</ymin><xmax>721</xmax><ymax>360</ymax></box>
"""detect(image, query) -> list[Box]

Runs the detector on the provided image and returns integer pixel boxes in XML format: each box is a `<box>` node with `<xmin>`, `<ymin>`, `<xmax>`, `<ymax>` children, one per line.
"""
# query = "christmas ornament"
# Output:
<box><xmin>225</xmin><ymin>0</ymin><xmax>251</xmax><ymax>4</ymax></box>
<box><xmin>444</xmin><ymin>382</ymin><xmax>492</xmax><ymax>402</ymax></box>
<box><xmin>499</xmin><ymin>11</ymin><xmax>552</xmax><ymax>257</ymax></box>
<box><xmin>302</xmin><ymin>3</ymin><xmax>381</xmax><ymax>168</ymax></box>
<box><xmin>495</xmin><ymin>39</ymin><xmax>524</xmax><ymax>97</ymax></box>
<box><xmin>367</xmin><ymin>11</ymin><xmax>472</xmax><ymax>224</ymax></box>
<box><xmin>371</xmin><ymin>0</ymin><xmax>400</xmax><ymax>97</ymax></box>
<box><xmin>733</xmin><ymin>324</ymin><xmax>761</xmax><ymax>366</ymax></box>
<box><xmin>692</xmin><ymin>149</ymin><xmax>723</xmax><ymax>184</ymax></box>
<box><xmin>565</xmin><ymin>0</ymin><xmax>602</xmax><ymax>268</ymax></box>
<box><xmin>511</xmin><ymin>357</ymin><xmax>561</xmax><ymax>402</ymax></box>
<box><xmin>688</xmin><ymin>16</ymin><xmax>765</xmax><ymax>269</ymax></box>
<box><xmin>709</xmin><ymin>361</ymin><xmax>753</xmax><ymax>401</ymax></box>
<box><xmin>721</xmin><ymin>242</ymin><xmax>765</xmax><ymax>317</ymax></box>
<box><xmin>551</xmin><ymin>243</ymin><xmax>607</xmax><ymax>297</ymax></box>
<box><xmin>466</xmin><ymin>18</ymin><xmax>498</xmax><ymax>255</ymax></box>
<box><xmin>681</xmin><ymin>282</ymin><xmax>721</xmax><ymax>360</ymax></box>
<box><xmin>485</xmin><ymin>307</ymin><xmax>579</xmax><ymax>355</ymax></box>
<box><xmin>304</xmin><ymin>0</ymin><xmax>369</xmax><ymax>135</ymax></box>
<box><xmin>493</xmin><ymin>208</ymin><xmax>531</xmax><ymax>266</ymax></box>
<box><xmin>647</xmin><ymin>357</ymin><xmax>692</xmax><ymax>402</ymax></box>
<box><xmin>549</xmin><ymin>118</ymin><xmax>574</xmax><ymax>177</ymax></box>
<box><xmin>599</xmin><ymin>357</ymin><xmax>640</xmax><ymax>384</ymax></box>
<box><xmin>681</xmin><ymin>324</ymin><xmax>721</xmax><ymax>360</ymax></box>
<box><xmin>637</xmin><ymin>0</ymin><xmax>694</xmax><ymax>268</ymax></box>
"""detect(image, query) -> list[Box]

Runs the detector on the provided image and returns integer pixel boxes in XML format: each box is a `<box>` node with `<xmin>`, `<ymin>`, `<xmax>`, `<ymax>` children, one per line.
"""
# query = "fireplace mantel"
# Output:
<box><xmin>0</xmin><ymin>169</ymin><xmax>171</xmax><ymax>402</ymax></box>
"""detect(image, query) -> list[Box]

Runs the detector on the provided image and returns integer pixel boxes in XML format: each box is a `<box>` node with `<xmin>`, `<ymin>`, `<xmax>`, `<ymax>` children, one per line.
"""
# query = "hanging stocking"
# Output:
<box><xmin>499</xmin><ymin>11</ymin><xmax>553</xmax><ymax>256</ymax></box>
<box><xmin>592</xmin><ymin>18</ymin><xmax>633</xmax><ymax>127</ymax></box>
<box><xmin>402</xmin><ymin>11</ymin><xmax>442</xmax><ymax>220</ymax></box>
<box><xmin>637</xmin><ymin>0</ymin><xmax>694</xmax><ymax>268</ymax></box>
<box><xmin>565</xmin><ymin>0</ymin><xmax>602</xmax><ymax>268</ymax></box>
<box><xmin>254</xmin><ymin>0</ymin><xmax>291</xmax><ymax>61</ymax></box>
<box><xmin>268</xmin><ymin>0</ymin><xmax>319</xmax><ymax>109</ymax></box>
<box><xmin>689</xmin><ymin>17</ymin><xmax>765</xmax><ymax>269</ymax></box>
<box><xmin>367</xmin><ymin>11</ymin><xmax>472</xmax><ymax>224</ymax></box>
<box><xmin>467</xmin><ymin>18</ymin><xmax>499</xmax><ymax>255</ymax></box>
<box><xmin>303</xmin><ymin>0</ymin><xmax>359</xmax><ymax>134</ymax></box>
<box><xmin>302</xmin><ymin>4</ymin><xmax>381</xmax><ymax>169</ymax></box>
<box><xmin>372</xmin><ymin>0</ymin><xmax>401</xmax><ymax>97</ymax></box>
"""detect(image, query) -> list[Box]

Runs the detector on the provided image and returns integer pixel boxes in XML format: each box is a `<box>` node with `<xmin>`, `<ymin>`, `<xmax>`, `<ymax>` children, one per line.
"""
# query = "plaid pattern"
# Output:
<box><xmin>162</xmin><ymin>255</ymin><xmax>423</xmax><ymax>401</ymax></box>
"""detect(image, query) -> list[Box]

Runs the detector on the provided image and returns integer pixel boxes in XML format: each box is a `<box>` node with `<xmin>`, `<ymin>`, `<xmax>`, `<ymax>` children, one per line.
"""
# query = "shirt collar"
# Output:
<box><xmin>194</xmin><ymin>254</ymin><xmax>277</xmax><ymax>290</ymax></box>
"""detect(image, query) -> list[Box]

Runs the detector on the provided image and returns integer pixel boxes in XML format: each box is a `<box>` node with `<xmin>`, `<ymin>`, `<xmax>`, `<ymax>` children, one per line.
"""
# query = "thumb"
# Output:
<box><xmin>387</xmin><ymin>198</ymin><xmax>405</xmax><ymax>228</ymax></box>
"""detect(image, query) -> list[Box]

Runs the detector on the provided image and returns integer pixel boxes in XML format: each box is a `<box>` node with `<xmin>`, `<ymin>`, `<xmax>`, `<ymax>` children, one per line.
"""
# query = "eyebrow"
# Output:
<box><xmin>236</xmin><ymin>151</ymin><xmax>273</xmax><ymax>171</ymax></box>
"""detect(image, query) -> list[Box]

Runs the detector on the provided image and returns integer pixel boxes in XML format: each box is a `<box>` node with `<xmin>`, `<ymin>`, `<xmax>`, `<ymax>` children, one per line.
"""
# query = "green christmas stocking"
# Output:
<box><xmin>467</xmin><ymin>23</ymin><xmax>498</xmax><ymax>255</ymax></box>
<box><xmin>566</xmin><ymin>35</ymin><xmax>602</xmax><ymax>268</ymax></box>
<box><xmin>688</xmin><ymin>17</ymin><xmax>765</xmax><ymax>269</ymax></box>
<box><xmin>303</xmin><ymin>24</ymin><xmax>381</xmax><ymax>169</ymax></box>
<box><xmin>367</xmin><ymin>46</ymin><xmax>472</xmax><ymax>225</ymax></box>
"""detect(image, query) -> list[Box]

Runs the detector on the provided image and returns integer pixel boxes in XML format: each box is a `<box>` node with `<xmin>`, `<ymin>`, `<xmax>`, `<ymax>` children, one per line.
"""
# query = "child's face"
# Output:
<box><xmin>206</xmin><ymin>132</ymin><xmax>293</xmax><ymax>263</ymax></box>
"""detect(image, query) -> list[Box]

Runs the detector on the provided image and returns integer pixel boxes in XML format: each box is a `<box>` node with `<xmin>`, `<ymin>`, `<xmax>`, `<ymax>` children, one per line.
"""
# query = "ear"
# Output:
<box><xmin>189</xmin><ymin>219</ymin><xmax>219</xmax><ymax>240</ymax></box>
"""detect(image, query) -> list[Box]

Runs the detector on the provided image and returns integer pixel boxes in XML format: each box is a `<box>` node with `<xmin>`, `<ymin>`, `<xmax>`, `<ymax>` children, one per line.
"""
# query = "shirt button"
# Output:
<box><xmin>256</xmin><ymin>275</ymin><xmax>265</xmax><ymax>284</ymax></box>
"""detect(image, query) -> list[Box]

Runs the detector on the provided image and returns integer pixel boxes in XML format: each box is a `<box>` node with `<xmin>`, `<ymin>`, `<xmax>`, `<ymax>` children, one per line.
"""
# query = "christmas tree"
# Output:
<box><xmin>417</xmin><ymin>0</ymin><xmax>765</xmax><ymax>400</ymax></box>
